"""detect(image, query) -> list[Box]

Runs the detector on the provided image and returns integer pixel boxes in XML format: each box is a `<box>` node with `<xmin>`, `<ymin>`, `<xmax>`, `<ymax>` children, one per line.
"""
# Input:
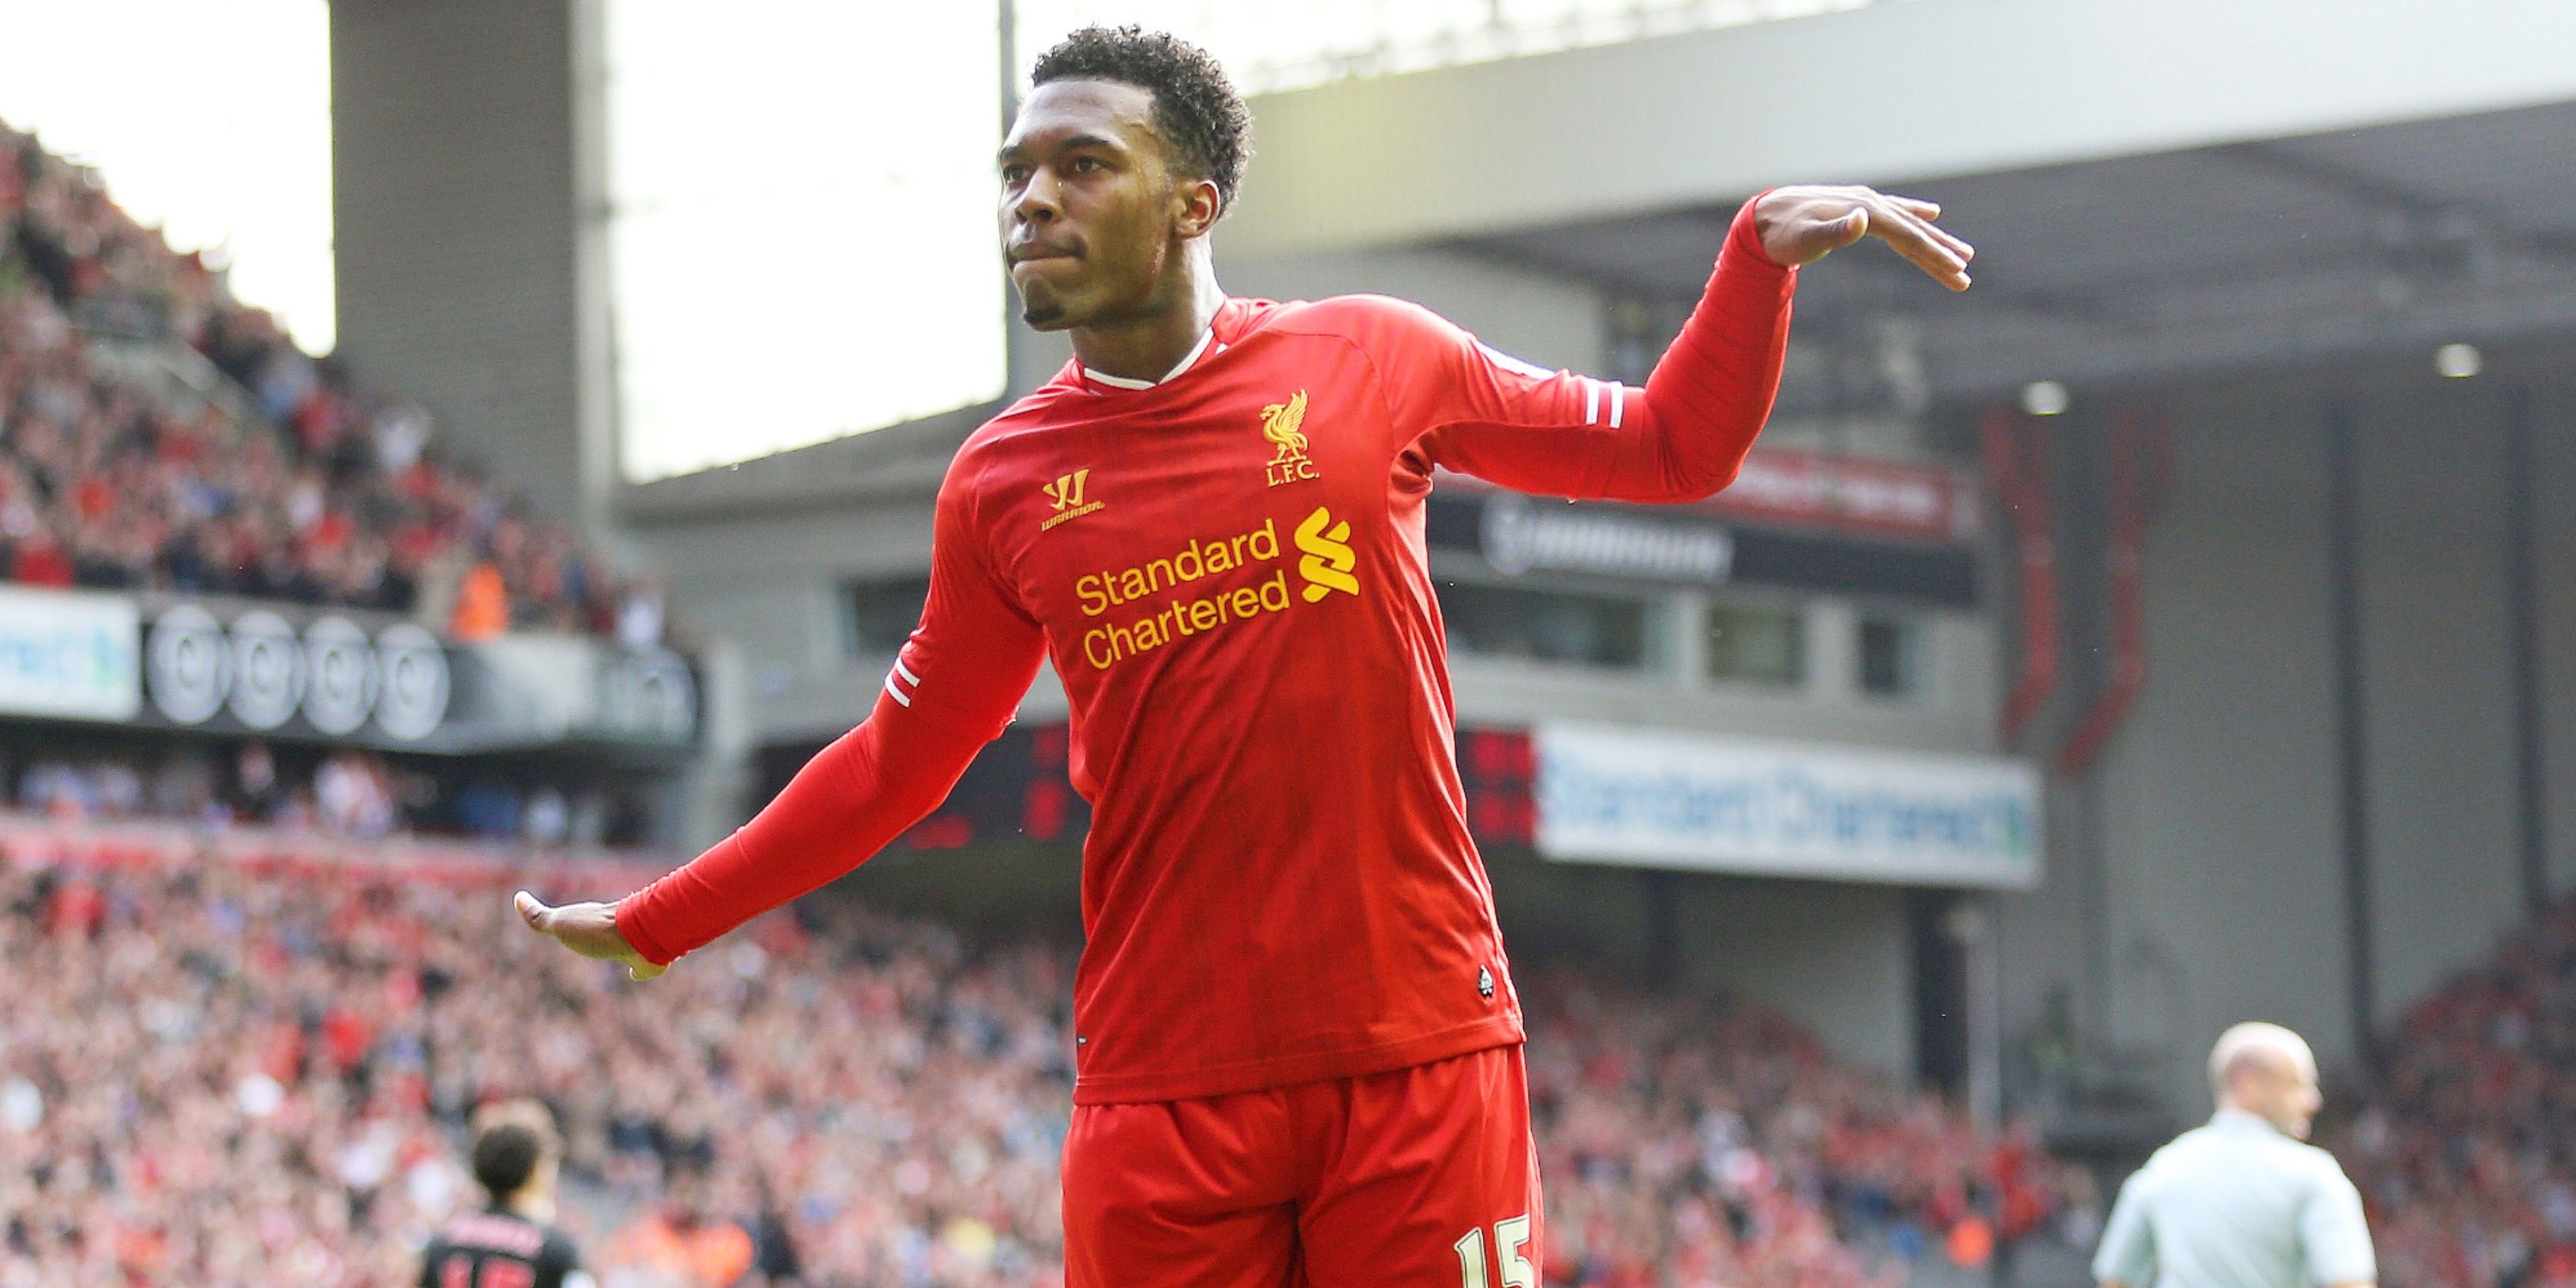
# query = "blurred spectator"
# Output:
<box><xmin>456</xmin><ymin>781</ymin><xmax>527</xmax><ymax>841</ymax></box>
<box><xmin>451</xmin><ymin>558</ymin><xmax>511</xmax><ymax>641</ymax></box>
<box><xmin>17</xmin><ymin>756</ymin><xmax>140</xmax><ymax>819</ymax></box>
<box><xmin>604</xmin><ymin>1183</ymin><xmax>755</xmax><ymax>1288</ymax></box>
<box><xmin>525</xmin><ymin>787</ymin><xmax>573</xmax><ymax>849</ymax></box>
<box><xmin>617</xmin><ymin>578</ymin><xmax>667</xmax><ymax>653</ymax></box>
<box><xmin>229</xmin><ymin>741</ymin><xmax>287</xmax><ymax>823</ymax></box>
<box><xmin>313</xmin><ymin>750</ymin><xmax>397</xmax><ymax>839</ymax></box>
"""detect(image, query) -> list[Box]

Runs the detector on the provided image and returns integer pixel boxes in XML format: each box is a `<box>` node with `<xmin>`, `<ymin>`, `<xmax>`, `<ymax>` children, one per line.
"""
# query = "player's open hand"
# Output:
<box><xmin>514</xmin><ymin>890</ymin><xmax>666</xmax><ymax>981</ymax></box>
<box><xmin>1753</xmin><ymin>185</ymin><xmax>1973</xmax><ymax>291</ymax></box>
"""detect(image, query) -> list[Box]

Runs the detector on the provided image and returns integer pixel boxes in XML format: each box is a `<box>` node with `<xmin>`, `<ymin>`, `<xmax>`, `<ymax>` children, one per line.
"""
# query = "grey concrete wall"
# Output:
<box><xmin>1680</xmin><ymin>877</ymin><xmax>1914</xmax><ymax>1079</ymax></box>
<box><xmin>2542</xmin><ymin>385</ymin><xmax>2576</xmax><ymax>896</ymax></box>
<box><xmin>2079</xmin><ymin>392</ymin><xmax>2355</xmax><ymax>1090</ymax></box>
<box><xmin>1495</xmin><ymin>856</ymin><xmax>1919</xmax><ymax>1079</ymax></box>
<box><xmin>2352</xmin><ymin>387</ymin><xmax>2522</xmax><ymax>1030</ymax></box>
<box><xmin>331</xmin><ymin>0</ymin><xmax>590</xmax><ymax>532</ymax></box>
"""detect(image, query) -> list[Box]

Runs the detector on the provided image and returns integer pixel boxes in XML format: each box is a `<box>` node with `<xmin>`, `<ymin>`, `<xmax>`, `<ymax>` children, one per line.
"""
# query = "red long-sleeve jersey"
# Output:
<box><xmin>618</xmin><ymin>198</ymin><xmax>1797</xmax><ymax>1103</ymax></box>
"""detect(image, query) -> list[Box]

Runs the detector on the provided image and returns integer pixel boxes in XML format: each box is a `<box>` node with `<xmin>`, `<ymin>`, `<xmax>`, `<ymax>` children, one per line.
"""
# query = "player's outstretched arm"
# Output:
<box><xmin>513</xmin><ymin>458</ymin><xmax>1044</xmax><ymax>977</ymax></box>
<box><xmin>1416</xmin><ymin>186</ymin><xmax>1970</xmax><ymax>504</ymax></box>
<box><xmin>515</xmin><ymin>890</ymin><xmax>665</xmax><ymax>981</ymax></box>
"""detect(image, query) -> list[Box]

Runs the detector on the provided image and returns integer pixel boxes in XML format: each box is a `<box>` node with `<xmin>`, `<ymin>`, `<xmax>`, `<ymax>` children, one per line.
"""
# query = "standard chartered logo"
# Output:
<box><xmin>1070</xmin><ymin>506</ymin><xmax>1364</xmax><ymax>671</ymax></box>
<box><xmin>1294</xmin><ymin>507</ymin><xmax>1358</xmax><ymax>602</ymax></box>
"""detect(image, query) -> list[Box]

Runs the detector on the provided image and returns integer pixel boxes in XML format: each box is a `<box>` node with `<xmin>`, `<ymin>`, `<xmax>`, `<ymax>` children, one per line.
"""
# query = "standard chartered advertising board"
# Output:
<box><xmin>1535</xmin><ymin>721</ymin><xmax>2041</xmax><ymax>888</ymax></box>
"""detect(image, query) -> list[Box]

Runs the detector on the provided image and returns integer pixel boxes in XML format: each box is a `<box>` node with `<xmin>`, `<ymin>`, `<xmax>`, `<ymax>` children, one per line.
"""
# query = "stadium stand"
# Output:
<box><xmin>2331</xmin><ymin>899</ymin><xmax>2576</xmax><ymax>1288</ymax></box>
<box><xmin>0</xmin><ymin>817</ymin><xmax>2084</xmax><ymax>1288</ymax></box>
<box><xmin>1524</xmin><ymin>977</ymin><xmax>2077</xmax><ymax>1288</ymax></box>
<box><xmin>0</xmin><ymin>119</ymin><xmax>661</xmax><ymax>641</ymax></box>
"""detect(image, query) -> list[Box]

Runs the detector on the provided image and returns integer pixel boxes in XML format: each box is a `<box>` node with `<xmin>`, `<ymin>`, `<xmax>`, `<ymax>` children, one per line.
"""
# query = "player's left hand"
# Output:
<box><xmin>514</xmin><ymin>890</ymin><xmax>667</xmax><ymax>981</ymax></box>
<box><xmin>1753</xmin><ymin>185</ymin><xmax>1973</xmax><ymax>291</ymax></box>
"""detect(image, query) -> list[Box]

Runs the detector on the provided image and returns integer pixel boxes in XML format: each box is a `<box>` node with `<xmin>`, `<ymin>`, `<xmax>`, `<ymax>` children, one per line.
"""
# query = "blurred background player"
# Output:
<box><xmin>420</xmin><ymin>1100</ymin><xmax>592</xmax><ymax>1288</ymax></box>
<box><xmin>2093</xmin><ymin>1024</ymin><xmax>2377</xmax><ymax>1288</ymax></box>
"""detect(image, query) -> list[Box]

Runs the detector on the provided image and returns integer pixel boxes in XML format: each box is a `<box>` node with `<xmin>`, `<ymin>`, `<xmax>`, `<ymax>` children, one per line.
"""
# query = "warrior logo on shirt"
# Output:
<box><xmin>1042</xmin><ymin>468</ymin><xmax>1103</xmax><ymax>531</ymax></box>
<box><xmin>1261</xmin><ymin>391</ymin><xmax>1319</xmax><ymax>489</ymax></box>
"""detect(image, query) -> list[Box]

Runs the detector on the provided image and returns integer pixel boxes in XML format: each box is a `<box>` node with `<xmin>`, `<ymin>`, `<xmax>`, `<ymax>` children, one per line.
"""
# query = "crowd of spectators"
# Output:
<box><xmin>0</xmin><ymin>820</ymin><xmax>2082</xmax><ymax>1288</ymax></box>
<box><xmin>2329</xmin><ymin>897</ymin><xmax>2576</xmax><ymax>1288</ymax></box>
<box><xmin>1524</xmin><ymin>975</ymin><xmax>2076</xmax><ymax>1288</ymax></box>
<box><xmin>0</xmin><ymin>118</ymin><xmax>662</xmax><ymax>641</ymax></box>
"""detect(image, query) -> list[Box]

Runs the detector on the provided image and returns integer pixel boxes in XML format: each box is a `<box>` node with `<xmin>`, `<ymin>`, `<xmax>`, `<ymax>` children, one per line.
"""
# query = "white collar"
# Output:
<box><xmin>1081</xmin><ymin>325</ymin><xmax>1217</xmax><ymax>391</ymax></box>
<box><xmin>2211</xmin><ymin>1107</ymin><xmax>2283</xmax><ymax>1136</ymax></box>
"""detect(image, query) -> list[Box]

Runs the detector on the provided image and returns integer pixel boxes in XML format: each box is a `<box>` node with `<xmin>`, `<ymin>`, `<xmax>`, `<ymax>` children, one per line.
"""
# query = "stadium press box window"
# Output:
<box><xmin>1438</xmin><ymin>582</ymin><xmax>1650</xmax><ymax>670</ymax></box>
<box><xmin>1704</xmin><ymin>601</ymin><xmax>1805</xmax><ymax>687</ymax></box>
<box><xmin>839</xmin><ymin>576</ymin><xmax>933</xmax><ymax>661</ymax></box>
<box><xmin>1858</xmin><ymin>613</ymin><xmax>1929</xmax><ymax>700</ymax></box>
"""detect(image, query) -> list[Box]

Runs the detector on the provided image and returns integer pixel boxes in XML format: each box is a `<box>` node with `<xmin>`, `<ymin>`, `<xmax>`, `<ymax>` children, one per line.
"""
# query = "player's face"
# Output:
<box><xmin>998</xmin><ymin>81</ymin><xmax>1198</xmax><ymax>331</ymax></box>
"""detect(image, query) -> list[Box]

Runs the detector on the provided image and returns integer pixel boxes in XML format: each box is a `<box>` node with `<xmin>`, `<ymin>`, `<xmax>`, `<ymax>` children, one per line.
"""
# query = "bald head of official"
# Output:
<box><xmin>2208</xmin><ymin>1022</ymin><xmax>2325</xmax><ymax>1139</ymax></box>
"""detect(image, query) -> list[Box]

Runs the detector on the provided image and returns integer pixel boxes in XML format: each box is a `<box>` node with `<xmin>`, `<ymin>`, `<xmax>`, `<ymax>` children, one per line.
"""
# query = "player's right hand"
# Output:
<box><xmin>514</xmin><ymin>890</ymin><xmax>667</xmax><ymax>981</ymax></box>
<box><xmin>1751</xmin><ymin>185</ymin><xmax>1974</xmax><ymax>291</ymax></box>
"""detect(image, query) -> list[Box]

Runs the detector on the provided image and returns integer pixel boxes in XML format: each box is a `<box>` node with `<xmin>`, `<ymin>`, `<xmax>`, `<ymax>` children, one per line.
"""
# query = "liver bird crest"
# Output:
<box><xmin>1261</xmin><ymin>391</ymin><xmax>1309</xmax><ymax>461</ymax></box>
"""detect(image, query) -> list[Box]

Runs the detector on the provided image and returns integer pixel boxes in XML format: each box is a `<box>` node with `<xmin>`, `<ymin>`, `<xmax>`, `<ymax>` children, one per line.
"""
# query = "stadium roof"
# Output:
<box><xmin>1449</xmin><ymin>100</ymin><xmax>2576</xmax><ymax>402</ymax></box>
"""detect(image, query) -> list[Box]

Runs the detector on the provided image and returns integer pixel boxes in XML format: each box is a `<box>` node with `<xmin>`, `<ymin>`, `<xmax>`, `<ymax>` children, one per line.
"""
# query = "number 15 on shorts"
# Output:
<box><xmin>1455</xmin><ymin>1215</ymin><xmax>1534</xmax><ymax>1288</ymax></box>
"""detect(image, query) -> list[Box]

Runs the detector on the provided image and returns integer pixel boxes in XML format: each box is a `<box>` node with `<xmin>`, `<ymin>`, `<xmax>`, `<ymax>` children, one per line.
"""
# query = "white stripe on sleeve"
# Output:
<box><xmin>883</xmin><ymin>675</ymin><xmax>913</xmax><ymax>707</ymax></box>
<box><xmin>1583</xmin><ymin>379</ymin><xmax>1601</xmax><ymax>425</ymax></box>
<box><xmin>1478</xmin><ymin>343</ymin><xmax>1558</xmax><ymax>381</ymax></box>
<box><xmin>1607</xmin><ymin>382</ymin><xmax>1625</xmax><ymax>428</ymax></box>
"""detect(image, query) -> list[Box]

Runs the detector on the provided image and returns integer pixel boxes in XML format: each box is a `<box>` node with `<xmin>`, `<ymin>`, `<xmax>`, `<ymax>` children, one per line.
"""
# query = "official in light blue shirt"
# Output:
<box><xmin>2094</xmin><ymin>1023</ymin><xmax>2377</xmax><ymax>1288</ymax></box>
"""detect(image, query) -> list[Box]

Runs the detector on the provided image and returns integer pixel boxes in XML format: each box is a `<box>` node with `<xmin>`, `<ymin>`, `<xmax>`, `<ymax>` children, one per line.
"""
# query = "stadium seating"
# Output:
<box><xmin>0</xmin><ymin>121</ymin><xmax>657</xmax><ymax>640</ymax></box>
<box><xmin>0</xmin><ymin>814</ymin><xmax>2081</xmax><ymax>1288</ymax></box>
<box><xmin>2332</xmin><ymin>900</ymin><xmax>2576</xmax><ymax>1288</ymax></box>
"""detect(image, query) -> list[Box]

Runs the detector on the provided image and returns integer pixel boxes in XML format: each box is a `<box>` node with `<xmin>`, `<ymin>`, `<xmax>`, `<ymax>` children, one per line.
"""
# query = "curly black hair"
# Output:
<box><xmin>1030</xmin><ymin>26</ymin><xmax>1252</xmax><ymax>216</ymax></box>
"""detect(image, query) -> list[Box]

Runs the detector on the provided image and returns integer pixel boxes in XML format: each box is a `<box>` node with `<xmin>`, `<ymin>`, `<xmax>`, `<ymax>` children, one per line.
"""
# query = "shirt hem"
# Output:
<box><xmin>1069</xmin><ymin>1012</ymin><xmax>1525</xmax><ymax>1105</ymax></box>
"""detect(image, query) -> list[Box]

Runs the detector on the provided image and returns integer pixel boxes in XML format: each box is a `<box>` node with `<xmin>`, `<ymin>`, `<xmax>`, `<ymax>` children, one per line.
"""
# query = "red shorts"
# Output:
<box><xmin>1061</xmin><ymin>1043</ymin><xmax>1541</xmax><ymax>1288</ymax></box>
